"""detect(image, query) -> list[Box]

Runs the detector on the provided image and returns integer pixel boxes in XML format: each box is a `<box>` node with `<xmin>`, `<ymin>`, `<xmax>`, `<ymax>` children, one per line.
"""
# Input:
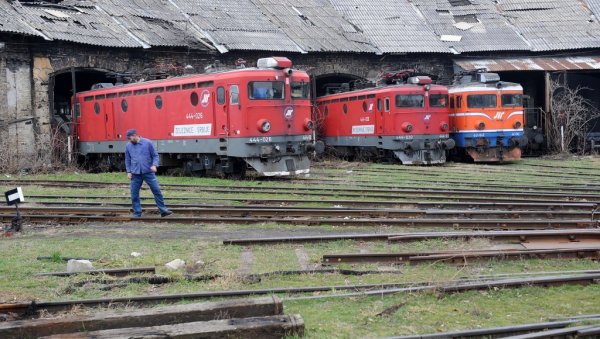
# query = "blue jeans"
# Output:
<box><xmin>130</xmin><ymin>172</ymin><xmax>168</xmax><ymax>216</ymax></box>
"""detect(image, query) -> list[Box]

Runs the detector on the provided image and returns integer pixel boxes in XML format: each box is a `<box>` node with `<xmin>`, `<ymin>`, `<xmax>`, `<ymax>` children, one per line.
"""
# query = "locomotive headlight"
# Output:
<box><xmin>514</xmin><ymin>121</ymin><xmax>522</xmax><ymax>129</ymax></box>
<box><xmin>440</xmin><ymin>122</ymin><xmax>449</xmax><ymax>131</ymax></box>
<box><xmin>402</xmin><ymin>122</ymin><xmax>413</xmax><ymax>133</ymax></box>
<box><xmin>257</xmin><ymin>119</ymin><xmax>271</xmax><ymax>133</ymax></box>
<box><xmin>476</xmin><ymin>121</ymin><xmax>486</xmax><ymax>130</ymax></box>
<box><xmin>304</xmin><ymin>119</ymin><xmax>315</xmax><ymax>131</ymax></box>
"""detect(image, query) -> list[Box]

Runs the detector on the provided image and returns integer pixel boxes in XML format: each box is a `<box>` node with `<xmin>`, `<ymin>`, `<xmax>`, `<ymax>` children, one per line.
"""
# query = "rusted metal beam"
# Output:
<box><xmin>37</xmin><ymin>267</ymin><xmax>155</xmax><ymax>277</ymax></box>
<box><xmin>323</xmin><ymin>248</ymin><xmax>600</xmax><ymax>265</ymax></box>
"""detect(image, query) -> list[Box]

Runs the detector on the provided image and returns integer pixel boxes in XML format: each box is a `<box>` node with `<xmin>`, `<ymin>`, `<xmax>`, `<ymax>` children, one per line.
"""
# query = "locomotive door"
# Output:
<box><xmin>227</xmin><ymin>84</ymin><xmax>240</xmax><ymax>132</ymax></box>
<box><xmin>104</xmin><ymin>101</ymin><xmax>115</xmax><ymax>140</ymax></box>
<box><xmin>215</xmin><ymin>86</ymin><xmax>229</xmax><ymax>136</ymax></box>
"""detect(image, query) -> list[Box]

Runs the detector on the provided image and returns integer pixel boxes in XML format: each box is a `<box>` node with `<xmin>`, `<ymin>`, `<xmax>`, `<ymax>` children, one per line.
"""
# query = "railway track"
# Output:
<box><xmin>6</xmin><ymin>179</ymin><xmax>600</xmax><ymax>196</ymax></box>
<box><xmin>3</xmin><ymin>205</ymin><xmax>599</xmax><ymax>220</ymax></box>
<box><xmin>322</xmin><ymin>247</ymin><xmax>600</xmax><ymax>265</ymax></box>
<box><xmin>223</xmin><ymin>229</ymin><xmax>600</xmax><ymax>245</ymax></box>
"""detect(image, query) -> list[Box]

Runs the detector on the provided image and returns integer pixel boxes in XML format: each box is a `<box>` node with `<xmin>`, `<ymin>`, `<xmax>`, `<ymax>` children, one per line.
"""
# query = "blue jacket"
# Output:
<box><xmin>125</xmin><ymin>137</ymin><xmax>159</xmax><ymax>174</ymax></box>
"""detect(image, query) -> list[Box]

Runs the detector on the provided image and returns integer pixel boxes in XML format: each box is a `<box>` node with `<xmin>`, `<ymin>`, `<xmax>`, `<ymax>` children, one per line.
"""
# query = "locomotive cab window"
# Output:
<box><xmin>501</xmin><ymin>94</ymin><xmax>522</xmax><ymax>107</ymax></box>
<box><xmin>384</xmin><ymin>97</ymin><xmax>390</xmax><ymax>112</ymax></box>
<box><xmin>190</xmin><ymin>92</ymin><xmax>199</xmax><ymax>106</ymax></box>
<box><xmin>395</xmin><ymin>95</ymin><xmax>424</xmax><ymax>108</ymax></box>
<box><xmin>467</xmin><ymin>94</ymin><xmax>497</xmax><ymax>108</ymax></box>
<box><xmin>75</xmin><ymin>103</ymin><xmax>81</xmax><ymax>118</ymax></box>
<box><xmin>429</xmin><ymin>94</ymin><xmax>448</xmax><ymax>108</ymax></box>
<box><xmin>230</xmin><ymin>85</ymin><xmax>239</xmax><ymax>105</ymax></box>
<box><xmin>217</xmin><ymin>87</ymin><xmax>225</xmax><ymax>105</ymax></box>
<box><xmin>291</xmin><ymin>81</ymin><xmax>309</xmax><ymax>99</ymax></box>
<box><xmin>248</xmin><ymin>81</ymin><xmax>284</xmax><ymax>100</ymax></box>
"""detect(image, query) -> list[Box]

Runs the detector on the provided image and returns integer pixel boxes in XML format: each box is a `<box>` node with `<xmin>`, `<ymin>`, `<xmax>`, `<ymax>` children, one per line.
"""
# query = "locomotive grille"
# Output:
<box><xmin>285</xmin><ymin>159</ymin><xmax>296</xmax><ymax>171</ymax></box>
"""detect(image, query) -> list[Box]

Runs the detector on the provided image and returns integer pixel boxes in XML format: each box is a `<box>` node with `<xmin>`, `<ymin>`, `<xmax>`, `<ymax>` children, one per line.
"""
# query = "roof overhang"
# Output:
<box><xmin>454</xmin><ymin>56</ymin><xmax>600</xmax><ymax>72</ymax></box>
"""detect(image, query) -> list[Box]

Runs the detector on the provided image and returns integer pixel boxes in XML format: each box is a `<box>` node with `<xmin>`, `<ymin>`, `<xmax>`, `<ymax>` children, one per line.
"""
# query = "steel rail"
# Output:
<box><xmin>322</xmin><ymin>247</ymin><xmax>600</xmax><ymax>265</ymax></box>
<box><xmin>26</xmin><ymin>197</ymin><xmax>599</xmax><ymax>211</ymax></box>
<box><xmin>224</xmin><ymin>229</ymin><xmax>600</xmax><ymax>245</ymax></box>
<box><xmin>3</xmin><ymin>274</ymin><xmax>600</xmax><ymax>315</ymax></box>
<box><xmin>36</xmin><ymin>267</ymin><xmax>156</xmax><ymax>277</ymax></box>
<box><xmin>6</xmin><ymin>179</ymin><xmax>600</xmax><ymax>199</ymax></box>
<box><xmin>3</xmin><ymin>206</ymin><xmax>598</xmax><ymax>220</ymax></box>
<box><xmin>387</xmin><ymin>318</ymin><xmax>600</xmax><ymax>339</ymax></box>
<box><xmin>1</xmin><ymin>213</ymin><xmax>596</xmax><ymax>228</ymax></box>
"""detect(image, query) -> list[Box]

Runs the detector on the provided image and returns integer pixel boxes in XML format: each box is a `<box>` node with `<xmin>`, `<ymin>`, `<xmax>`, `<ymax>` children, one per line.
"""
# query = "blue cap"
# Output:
<box><xmin>126</xmin><ymin>129</ymin><xmax>137</xmax><ymax>138</ymax></box>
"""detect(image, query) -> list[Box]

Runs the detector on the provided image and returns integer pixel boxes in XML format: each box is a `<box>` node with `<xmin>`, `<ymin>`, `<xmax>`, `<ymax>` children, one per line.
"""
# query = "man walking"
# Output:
<box><xmin>125</xmin><ymin>129</ymin><xmax>173</xmax><ymax>218</ymax></box>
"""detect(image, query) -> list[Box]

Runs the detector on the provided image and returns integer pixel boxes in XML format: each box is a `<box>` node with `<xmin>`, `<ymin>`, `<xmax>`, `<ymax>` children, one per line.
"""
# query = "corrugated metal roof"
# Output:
<box><xmin>169</xmin><ymin>0</ymin><xmax>301</xmax><ymax>52</ymax></box>
<box><xmin>95</xmin><ymin>0</ymin><xmax>212</xmax><ymax>49</ymax></box>
<box><xmin>583</xmin><ymin>0</ymin><xmax>600</xmax><ymax>18</ymax></box>
<box><xmin>329</xmin><ymin>0</ymin><xmax>450</xmax><ymax>53</ymax></box>
<box><xmin>249</xmin><ymin>0</ymin><xmax>379</xmax><ymax>53</ymax></box>
<box><xmin>412</xmin><ymin>0</ymin><xmax>531</xmax><ymax>53</ymax></box>
<box><xmin>455</xmin><ymin>56</ymin><xmax>600</xmax><ymax>71</ymax></box>
<box><xmin>0</xmin><ymin>1</ymin><xmax>43</xmax><ymax>37</ymax></box>
<box><xmin>10</xmin><ymin>1</ymin><xmax>144</xmax><ymax>48</ymax></box>
<box><xmin>497</xmin><ymin>0</ymin><xmax>600</xmax><ymax>51</ymax></box>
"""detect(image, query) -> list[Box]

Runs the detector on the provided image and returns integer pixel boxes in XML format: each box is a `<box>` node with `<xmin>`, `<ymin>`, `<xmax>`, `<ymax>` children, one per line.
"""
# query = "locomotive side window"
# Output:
<box><xmin>362</xmin><ymin>101</ymin><xmax>367</xmax><ymax>112</ymax></box>
<box><xmin>457</xmin><ymin>96</ymin><xmax>462</xmax><ymax>108</ymax></box>
<box><xmin>155</xmin><ymin>96</ymin><xmax>163</xmax><ymax>109</ymax></box>
<box><xmin>75</xmin><ymin>103</ymin><xmax>81</xmax><ymax>117</ymax></box>
<box><xmin>450</xmin><ymin>96</ymin><xmax>455</xmax><ymax>108</ymax></box>
<box><xmin>429</xmin><ymin>94</ymin><xmax>448</xmax><ymax>108</ymax></box>
<box><xmin>291</xmin><ymin>81</ymin><xmax>309</xmax><ymax>99</ymax></box>
<box><xmin>190</xmin><ymin>92</ymin><xmax>199</xmax><ymax>106</ymax></box>
<box><xmin>395</xmin><ymin>95</ymin><xmax>424</xmax><ymax>108</ymax></box>
<box><xmin>217</xmin><ymin>87</ymin><xmax>225</xmax><ymax>105</ymax></box>
<box><xmin>467</xmin><ymin>94</ymin><xmax>497</xmax><ymax>108</ymax></box>
<box><xmin>94</xmin><ymin>102</ymin><xmax>101</xmax><ymax>115</ymax></box>
<box><xmin>501</xmin><ymin>94</ymin><xmax>522</xmax><ymax>107</ymax></box>
<box><xmin>121</xmin><ymin>99</ymin><xmax>128</xmax><ymax>112</ymax></box>
<box><xmin>343</xmin><ymin>103</ymin><xmax>348</xmax><ymax>114</ymax></box>
<box><xmin>230</xmin><ymin>85</ymin><xmax>239</xmax><ymax>104</ymax></box>
<box><xmin>377</xmin><ymin>98</ymin><xmax>382</xmax><ymax>111</ymax></box>
<box><xmin>248</xmin><ymin>81</ymin><xmax>284</xmax><ymax>100</ymax></box>
<box><xmin>384</xmin><ymin>97</ymin><xmax>390</xmax><ymax>112</ymax></box>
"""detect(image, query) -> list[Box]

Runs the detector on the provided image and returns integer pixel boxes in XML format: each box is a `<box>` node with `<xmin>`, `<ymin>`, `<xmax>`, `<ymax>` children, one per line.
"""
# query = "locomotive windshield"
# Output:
<box><xmin>429</xmin><ymin>94</ymin><xmax>448</xmax><ymax>108</ymax></box>
<box><xmin>467</xmin><ymin>94</ymin><xmax>497</xmax><ymax>108</ymax></box>
<box><xmin>291</xmin><ymin>81</ymin><xmax>310</xmax><ymax>99</ymax></box>
<box><xmin>248</xmin><ymin>81</ymin><xmax>285</xmax><ymax>100</ymax></box>
<box><xmin>501</xmin><ymin>94</ymin><xmax>522</xmax><ymax>107</ymax></box>
<box><xmin>395</xmin><ymin>95</ymin><xmax>424</xmax><ymax>108</ymax></box>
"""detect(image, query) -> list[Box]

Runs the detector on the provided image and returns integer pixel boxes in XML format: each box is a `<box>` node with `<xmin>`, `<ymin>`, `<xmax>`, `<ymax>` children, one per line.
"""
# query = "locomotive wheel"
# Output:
<box><xmin>224</xmin><ymin>158</ymin><xmax>247</xmax><ymax>180</ymax></box>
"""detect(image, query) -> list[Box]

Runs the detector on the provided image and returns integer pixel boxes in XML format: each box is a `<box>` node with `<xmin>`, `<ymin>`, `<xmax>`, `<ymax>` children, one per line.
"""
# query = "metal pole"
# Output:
<box><xmin>70</xmin><ymin>67</ymin><xmax>77</xmax><ymax>158</ymax></box>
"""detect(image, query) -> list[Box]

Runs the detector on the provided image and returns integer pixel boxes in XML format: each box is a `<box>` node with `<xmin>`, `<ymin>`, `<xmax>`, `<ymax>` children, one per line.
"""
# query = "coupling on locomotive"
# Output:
<box><xmin>74</xmin><ymin>57</ymin><xmax>529</xmax><ymax>177</ymax></box>
<box><xmin>74</xmin><ymin>57</ymin><xmax>315</xmax><ymax>178</ymax></box>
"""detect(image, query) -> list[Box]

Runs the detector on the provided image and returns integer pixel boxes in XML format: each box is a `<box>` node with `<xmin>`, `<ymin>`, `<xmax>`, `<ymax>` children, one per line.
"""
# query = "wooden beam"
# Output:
<box><xmin>40</xmin><ymin>314</ymin><xmax>304</xmax><ymax>339</ymax></box>
<box><xmin>0</xmin><ymin>297</ymin><xmax>283</xmax><ymax>339</ymax></box>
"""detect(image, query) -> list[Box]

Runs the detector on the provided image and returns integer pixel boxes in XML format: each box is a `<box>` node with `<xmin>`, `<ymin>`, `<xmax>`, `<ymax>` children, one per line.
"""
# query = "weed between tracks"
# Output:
<box><xmin>2</xmin><ymin>158</ymin><xmax>600</xmax><ymax>338</ymax></box>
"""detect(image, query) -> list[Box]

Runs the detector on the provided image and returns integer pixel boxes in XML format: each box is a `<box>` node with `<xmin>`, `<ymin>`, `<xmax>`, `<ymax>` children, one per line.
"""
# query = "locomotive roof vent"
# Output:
<box><xmin>90</xmin><ymin>83</ymin><xmax>114</xmax><ymax>90</ymax></box>
<box><xmin>476</xmin><ymin>73</ymin><xmax>501</xmax><ymax>83</ymax></box>
<box><xmin>257</xmin><ymin>57</ymin><xmax>293</xmax><ymax>69</ymax></box>
<box><xmin>407</xmin><ymin>76</ymin><xmax>432</xmax><ymax>85</ymax></box>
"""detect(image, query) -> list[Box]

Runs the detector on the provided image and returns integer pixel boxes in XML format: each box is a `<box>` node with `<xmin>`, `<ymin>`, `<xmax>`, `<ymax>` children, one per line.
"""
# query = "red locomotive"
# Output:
<box><xmin>74</xmin><ymin>57</ymin><xmax>315</xmax><ymax>177</ymax></box>
<box><xmin>315</xmin><ymin>76</ymin><xmax>455</xmax><ymax>164</ymax></box>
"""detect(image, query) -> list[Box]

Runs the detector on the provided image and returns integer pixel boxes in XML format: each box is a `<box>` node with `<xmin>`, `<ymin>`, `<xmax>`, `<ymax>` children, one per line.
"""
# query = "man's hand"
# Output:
<box><xmin>151</xmin><ymin>165</ymin><xmax>158</xmax><ymax>173</ymax></box>
<box><xmin>127</xmin><ymin>173</ymin><xmax>132</xmax><ymax>180</ymax></box>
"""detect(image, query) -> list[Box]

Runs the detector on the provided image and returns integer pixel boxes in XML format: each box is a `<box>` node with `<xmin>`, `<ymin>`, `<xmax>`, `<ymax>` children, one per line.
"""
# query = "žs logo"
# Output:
<box><xmin>284</xmin><ymin>106</ymin><xmax>294</xmax><ymax>120</ymax></box>
<box><xmin>200</xmin><ymin>90</ymin><xmax>210</xmax><ymax>108</ymax></box>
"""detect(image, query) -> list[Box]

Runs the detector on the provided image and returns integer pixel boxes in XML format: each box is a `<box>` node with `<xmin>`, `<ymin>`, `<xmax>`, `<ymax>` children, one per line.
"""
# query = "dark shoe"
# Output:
<box><xmin>161</xmin><ymin>211</ymin><xmax>173</xmax><ymax>217</ymax></box>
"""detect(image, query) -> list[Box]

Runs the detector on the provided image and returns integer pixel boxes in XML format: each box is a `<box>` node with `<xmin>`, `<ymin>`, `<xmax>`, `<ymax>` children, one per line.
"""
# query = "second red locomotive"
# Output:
<box><xmin>74</xmin><ymin>57</ymin><xmax>315</xmax><ymax>177</ymax></box>
<box><xmin>315</xmin><ymin>76</ymin><xmax>455</xmax><ymax>164</ymax></box>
